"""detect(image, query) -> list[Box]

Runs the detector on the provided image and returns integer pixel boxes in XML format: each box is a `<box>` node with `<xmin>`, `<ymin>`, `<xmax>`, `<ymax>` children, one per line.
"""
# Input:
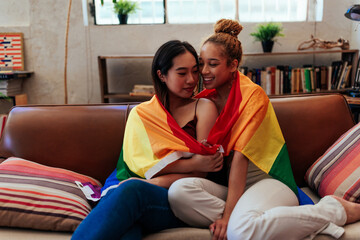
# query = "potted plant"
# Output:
<box><xmin>250</xmin><ymin>22</ymin><xmax>284</xmax><ymax>53</ymax></box>
<box><xmin>101</xmin><ymin>0</ymin><xmax>139</xmax><ymax>24</ymax></box>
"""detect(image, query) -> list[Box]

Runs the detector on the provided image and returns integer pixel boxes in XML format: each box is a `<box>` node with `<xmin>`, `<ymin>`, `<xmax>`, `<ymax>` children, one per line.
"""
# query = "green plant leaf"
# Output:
<box><xmin>250</xmin><ymin>22</ymin><xmax>284</xmax><ymax>42</ymax></box>
<box><xmin>113</xmin><ymin>0</ymin><xmax>139</xmax><ymax>15</ymax></box>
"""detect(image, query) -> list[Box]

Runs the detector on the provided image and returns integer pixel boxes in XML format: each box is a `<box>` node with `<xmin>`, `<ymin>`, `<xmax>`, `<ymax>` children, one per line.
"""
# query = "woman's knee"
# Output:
<box><xmin>108</xmin><ymin>179</ymin><xmax>156</xmax><ymax>205</ymax></box>
<box><xmin>168</xmin><ymin>178</ymin><xmax>199</xmax><ymax>209</ymax></box>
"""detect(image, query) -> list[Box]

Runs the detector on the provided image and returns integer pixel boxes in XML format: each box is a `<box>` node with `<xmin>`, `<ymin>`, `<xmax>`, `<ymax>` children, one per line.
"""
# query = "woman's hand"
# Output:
<box><xmin>209</xmin><ymin>217</ymin><xmax>228</xmax><ymax>240</ymax></box>
<box><xmin>192</xmin><ymin>152</ymin><xmax>223</xmax><ymax>172</ymax></box>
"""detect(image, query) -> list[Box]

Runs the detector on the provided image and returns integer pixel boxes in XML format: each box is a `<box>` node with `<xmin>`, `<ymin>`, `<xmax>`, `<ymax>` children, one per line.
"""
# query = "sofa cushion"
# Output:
<box><xmin>0</xmin><ymin>157</ymin><xmax>101</xmax><ymax>232</ymax></box>
<box><xmin>305</xmin><ymin>122</ymin><xmax>360</xmax><ymax>203</ymax></box>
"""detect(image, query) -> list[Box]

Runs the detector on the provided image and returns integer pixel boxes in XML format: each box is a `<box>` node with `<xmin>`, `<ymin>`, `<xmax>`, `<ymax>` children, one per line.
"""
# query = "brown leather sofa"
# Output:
<box><xmin>0</xmin><ymin>94</ymin><xmax>359</xmax><ymax>240</ymax></box>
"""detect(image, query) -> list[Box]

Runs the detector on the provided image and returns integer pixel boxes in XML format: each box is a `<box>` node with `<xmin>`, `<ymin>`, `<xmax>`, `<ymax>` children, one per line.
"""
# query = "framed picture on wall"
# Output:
<box><xmin>0</xmin><ymin>33</ymin><xmax>24</xmax><ymax>71</ymax></box>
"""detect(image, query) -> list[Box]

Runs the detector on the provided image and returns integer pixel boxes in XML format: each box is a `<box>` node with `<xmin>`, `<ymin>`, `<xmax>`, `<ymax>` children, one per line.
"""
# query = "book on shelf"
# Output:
<box><xmin>314</xmin><ymin>66</ymin><xmax>321</xmax><ymax>91</ymax></box>
<box><xmin>129</xmin><ymin>84</ymin><xmax>155</xmax><ymax>97</ymax></box>
<box><xmin>337</xmin><ymin>65</ymin><xmax>352</xmax><ymax>90</ymax></box>
<box><xmin>355</xmin><ymin>67</ymin><xmax>360</xmax><ymax>87</ymax></box>
<box><xmin>303</xmin><ymin>68</ymin><xmax>312</xmax><ymax>93</ymax></box>
<box><xmin>321</xmin><ymin>66</ymin><xmax>327</xmax><ymax>90</ymax></box>
<box><xmin>327</xmin><ymin>66</ymin><xmax>332</xmax><ymax>91</ymax></box>
<box><xmin>0</xmin><ymin>72</ymin><xmax>27</xmax><ymax>96</ymax></box>
<box><xmin>336</xmin><ymin>62</ymin><xmax>349</xmax><ymax>90</ymax></box>
<box><xmin>129</xmin><ymin>92</ymin><xmax>154</xmax><ymax>97</ymax></box>
<box><xmin>0</xmin><ymin>89</ymin><xmax>22</xmax><ymax>96</ymax></box>
<box><xmin>242</xmin><ymin>60</ymin><xmax>352</xmax><ymax>95</ymax></box>
<box><xmin>0</xmin><ymin>78</ymin><xmax>22</xmax><ymax>89</ymax></box>
<box><xmin>239</xmin><ymin>67</ymin><xmax>248</xmax><ymax>76</ymax></box>
<box><xmin>0</xmin><ymin>78</ymin><xmax>23</xmax><ymax>96</ymax></box>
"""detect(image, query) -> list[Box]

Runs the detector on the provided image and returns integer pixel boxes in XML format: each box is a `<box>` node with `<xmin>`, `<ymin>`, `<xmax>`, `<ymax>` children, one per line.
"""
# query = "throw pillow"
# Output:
<box><xmin>305</xmin><ymin>122</ymin><xmax>360</xmax><ymax>203</ymax></box>
<box><xmin>0</xmin><ymin>157</ymin><xmax>102</xmax><ymax>232</ymax></box>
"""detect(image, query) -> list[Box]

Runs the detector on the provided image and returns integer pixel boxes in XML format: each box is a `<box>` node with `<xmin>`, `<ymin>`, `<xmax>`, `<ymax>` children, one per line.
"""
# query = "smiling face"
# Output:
<box><xmin>158</xmin><ymin>50</ymin><xmax>199</xmax><ymax>99</ymax></box>
<box><xmin>199</xmin><ymin>42</ymin><xmax>238</xmax><ymax>92</ymax></box>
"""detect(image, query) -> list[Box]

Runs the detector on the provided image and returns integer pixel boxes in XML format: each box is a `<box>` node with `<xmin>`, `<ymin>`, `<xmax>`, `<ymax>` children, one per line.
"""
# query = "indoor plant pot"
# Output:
<box><xmin>261</xmin><ymin>40</ymin><xmax>275</xmax><ymax>53</ymax></box>
<box><xmin>118</xmin><ymin>14</ymin><xmax>128</xmax><ymax>24</ymax></box>
<box><xmin>111</xmin><ymin>0</ymin><xmax>139</xmax><ymax>24</ymax></box>
<box><xmin>250</xmin><ymin>22</ymin><xmax>284</xmax><ymax>53</ymax></box>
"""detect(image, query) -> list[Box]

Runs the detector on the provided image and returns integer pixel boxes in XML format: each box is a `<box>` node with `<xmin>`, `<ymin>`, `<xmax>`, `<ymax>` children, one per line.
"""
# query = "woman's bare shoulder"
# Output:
<box><xmin>197</xmin><ymin>98</ymin><xmax>217</xmax><ymax>111</ymax></box>
<box><xmin>196</xmin><ymin>98</ymin><xmax>218</xmax><ymax>119</ymax></box>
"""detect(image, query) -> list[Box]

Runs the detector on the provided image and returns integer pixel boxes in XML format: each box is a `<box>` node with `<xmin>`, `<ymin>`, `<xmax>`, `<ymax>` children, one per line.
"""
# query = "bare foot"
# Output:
<box><xmin>330</xmin><ymin>195</ymin><xmax>360</xmax><ymax>224</ymax></box>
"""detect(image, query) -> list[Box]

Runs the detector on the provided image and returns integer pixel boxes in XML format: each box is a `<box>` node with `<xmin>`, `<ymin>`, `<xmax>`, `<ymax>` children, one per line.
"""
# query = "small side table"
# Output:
<box><xmin>344</xmin><ymin>95</ymin><xmax>360</xmax><ymax>123</ymax></box>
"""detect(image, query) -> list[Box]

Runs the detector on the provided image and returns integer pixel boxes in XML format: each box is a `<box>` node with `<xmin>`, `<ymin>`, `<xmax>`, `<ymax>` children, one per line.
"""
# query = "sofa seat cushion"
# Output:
<box><xmin>143</xmin><ymin>227</ymin><xmax>211</xmax><ymax>240</ymax></box>
<box><xmin>305</xmin><ymin>122</ymin><xmax>360</xmax><ymax>203</ymax></box>
<box><xmin>0</xmin><ymin>157</ymin><xmax>101</xmax><ymax>232</ymax></box>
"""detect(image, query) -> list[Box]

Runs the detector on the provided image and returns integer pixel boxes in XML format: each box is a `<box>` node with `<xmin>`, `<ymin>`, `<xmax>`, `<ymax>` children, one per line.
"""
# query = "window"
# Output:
<box><xmin>94</xmin><ymin>0</ymin><xmax>323</xmax><ymax>25</ymax></box>
<box><xmin>167</xmin><ymin>0</ymin><xmax>235</xmax><ymax>24</ymax></box>
<box><xmin>238</xmin><ymin>0</ymin><xmax>308</xmax><ymax>22</ymax></box>
<box><xmin>94</xmin><ymin>0</ymin><xmax>164</xmax><ymax>24</ymax></box>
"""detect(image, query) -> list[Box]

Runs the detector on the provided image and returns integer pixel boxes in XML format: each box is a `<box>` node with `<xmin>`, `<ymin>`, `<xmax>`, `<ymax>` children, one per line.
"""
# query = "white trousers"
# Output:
<box><xmin>168</xmin><ymin>178</ymin><xmax>347</xmax><ymax>240</ymax></box>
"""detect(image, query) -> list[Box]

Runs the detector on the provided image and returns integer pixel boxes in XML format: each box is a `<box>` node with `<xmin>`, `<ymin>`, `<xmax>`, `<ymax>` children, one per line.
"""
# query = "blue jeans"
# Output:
<box><xmin>72</xmin><ymin>179</ymin><xmax>186</xmax><ymax>240</ymax></box>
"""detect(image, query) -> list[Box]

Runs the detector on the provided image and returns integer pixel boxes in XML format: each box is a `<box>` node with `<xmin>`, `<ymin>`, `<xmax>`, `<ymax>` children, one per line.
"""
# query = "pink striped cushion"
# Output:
<box><xmin>305</xmin><ymin>122</ymin><xmax>360</xmax><ymax>203</ymax></box>
<box><xmin>0</xmin><ymin>157</ymin><xmax>101</xmax><ymax>232</ymax></box>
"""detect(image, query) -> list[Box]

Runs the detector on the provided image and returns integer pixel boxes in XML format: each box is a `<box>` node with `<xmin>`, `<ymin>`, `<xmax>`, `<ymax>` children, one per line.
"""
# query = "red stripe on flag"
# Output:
<box><xmin>154</xmin><ymin>95</ymin><xmax>218</xmax><ymax>155</ymax></box>
<box><xmin>207</xmin><ymin>72</ymin><xmax>242</xmax><ymax>148</ymax></box>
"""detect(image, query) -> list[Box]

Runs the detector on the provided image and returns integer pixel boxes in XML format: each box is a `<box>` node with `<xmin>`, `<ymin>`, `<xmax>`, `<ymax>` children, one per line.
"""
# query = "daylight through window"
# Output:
<box><xmin>94</xmin><ymin>0</ymin><xmax>323</xmax><ymax>25</ymax></box>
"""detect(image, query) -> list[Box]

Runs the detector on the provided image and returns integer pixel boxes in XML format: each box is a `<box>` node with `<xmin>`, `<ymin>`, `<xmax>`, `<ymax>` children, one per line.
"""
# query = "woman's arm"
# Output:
<box><xmin>210</xmin><ymin>151</ymin><xmax>248</xmax><ymax>240</ymax></box>
<box><xmin>196</xmin><ymin>98</ymin><xmax>219</xmax><ymax>142</ymax></box>
<box><xmin>150</xmin><ymin>98</ymin><xmax>220</xmax><ymax>187</ymax></box>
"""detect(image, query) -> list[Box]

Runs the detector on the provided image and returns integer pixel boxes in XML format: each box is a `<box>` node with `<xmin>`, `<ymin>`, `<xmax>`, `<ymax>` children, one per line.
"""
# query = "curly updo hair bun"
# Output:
<box><xmin>214</xmin><ymin>19</ymin><xmax>243</xmax><ymax>38</ymax></box>
<box><xmin>204</xmin><ymin>19</ymin><xmax>243</xmax><ymax>66</ymax></box>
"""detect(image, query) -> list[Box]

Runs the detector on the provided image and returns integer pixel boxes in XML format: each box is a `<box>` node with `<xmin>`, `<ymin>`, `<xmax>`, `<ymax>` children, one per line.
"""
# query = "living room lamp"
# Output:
<box><xmin>345</xmin><ymin>4</ymin><xmax>360</xmax><ymax>21</ymax></box>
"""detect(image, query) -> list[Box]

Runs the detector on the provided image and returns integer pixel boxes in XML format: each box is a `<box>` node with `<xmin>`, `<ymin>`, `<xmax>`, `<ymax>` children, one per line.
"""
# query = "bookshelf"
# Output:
<box><xmin>98</xmin><ymin>49</ymin><xmax>359</xmax><ymax>103</ymax></box>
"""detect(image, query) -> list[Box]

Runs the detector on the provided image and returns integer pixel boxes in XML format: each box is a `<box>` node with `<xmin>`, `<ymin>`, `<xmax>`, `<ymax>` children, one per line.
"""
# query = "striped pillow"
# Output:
<box><xmin>0</xmin><ymin>157</ymin><xmax>101</xmax><ymax>232</ymax></box>
<box><xmin>305</xmin><ymin>122</ymin><xmax>360</xmax><ymax>203</ymax></box>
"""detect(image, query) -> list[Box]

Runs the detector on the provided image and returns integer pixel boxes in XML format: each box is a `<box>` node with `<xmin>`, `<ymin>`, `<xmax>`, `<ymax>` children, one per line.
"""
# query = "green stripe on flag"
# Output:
<box><xmin>268</xmin><ymin>144</ymin><xmax>298</xmax><ymax>194</ymax></box>
<box><xmin>116</xmin><ymin>149</ymin><xmax>142</xmax><ymax>181</ymax></box>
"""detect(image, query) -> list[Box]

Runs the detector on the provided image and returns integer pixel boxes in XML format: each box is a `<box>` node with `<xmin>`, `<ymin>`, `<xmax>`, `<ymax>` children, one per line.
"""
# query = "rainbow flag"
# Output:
<box><xmin>101</xmin><ymin>96</ymin><xmax>219</xmax><ymax>196</ymax></box>
<box><xmin>101</xmin><ymin>71</ymin><xmax>312</xmax><ymax>204</ymax></box>
<box><xmin>197</xmin><ymin>71</ymin><xmax>312</xmax><ymax>205</ymax></box>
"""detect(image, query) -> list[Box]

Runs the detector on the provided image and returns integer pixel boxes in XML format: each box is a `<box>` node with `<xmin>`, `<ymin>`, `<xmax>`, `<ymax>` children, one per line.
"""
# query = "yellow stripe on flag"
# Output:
<box><xmin>123</xmin><ymin>108</ymin><xmax>160</xmax><ymax>178</ymax></box>
<box><xmin>242</xmin><ymin>103</ymin><xmax>285</xmax><ymax>173</ymax></box>
<box><xmin>137</xmin><ymin>98</ymin><xmax>190</xmax><ymax>159</ymax></box>
<box><xmin>230</xmin><ymin>82</ymin><xmax>269</xmax><ymax>155</ymax></box>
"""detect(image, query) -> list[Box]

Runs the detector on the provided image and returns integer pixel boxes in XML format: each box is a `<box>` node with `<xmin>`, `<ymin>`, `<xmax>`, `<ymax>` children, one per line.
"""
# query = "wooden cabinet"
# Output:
<box><xmin>98</xmin><ymin>49</ymin><xmax>359</xmax><ymax>103</ymax></box>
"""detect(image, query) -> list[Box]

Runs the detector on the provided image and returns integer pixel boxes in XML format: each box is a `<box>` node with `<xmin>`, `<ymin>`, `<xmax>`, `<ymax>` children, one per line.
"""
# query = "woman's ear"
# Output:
<box><xmin>157</xmin><ymin>70</ymin><xmax>165</xmax><ymax>82</ymax></box>
<box><xmin>230</xmin><ymin>59</ymin><xmax>239</xmax><ymax>72</ymax></box>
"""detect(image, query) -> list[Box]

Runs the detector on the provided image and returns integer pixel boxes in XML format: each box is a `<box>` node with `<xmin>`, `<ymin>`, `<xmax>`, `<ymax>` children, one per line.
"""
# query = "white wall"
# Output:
<box><xmin>0</xmin><ymin>0</ymin><xmax>358</xmax><ymax>104</ymax></box>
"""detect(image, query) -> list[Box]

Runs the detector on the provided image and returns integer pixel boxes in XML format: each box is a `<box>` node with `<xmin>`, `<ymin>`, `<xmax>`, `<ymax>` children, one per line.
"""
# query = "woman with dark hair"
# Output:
<box><xmin>72</xmin><ymin>40</ymin><xmax>221</xmax><ymax>240</ymax></box>
<box><xmin>151</xmin><ymin>40</ymin><xmax>199</xmax><ymax>110</ymax></box>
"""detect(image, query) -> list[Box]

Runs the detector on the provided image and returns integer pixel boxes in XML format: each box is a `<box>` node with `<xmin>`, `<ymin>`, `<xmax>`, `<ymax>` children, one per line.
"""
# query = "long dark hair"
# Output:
<box><xmin>151</xmin><ymin>40</ymin><xmax>199</xmax><ymax>110</ymax></box>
